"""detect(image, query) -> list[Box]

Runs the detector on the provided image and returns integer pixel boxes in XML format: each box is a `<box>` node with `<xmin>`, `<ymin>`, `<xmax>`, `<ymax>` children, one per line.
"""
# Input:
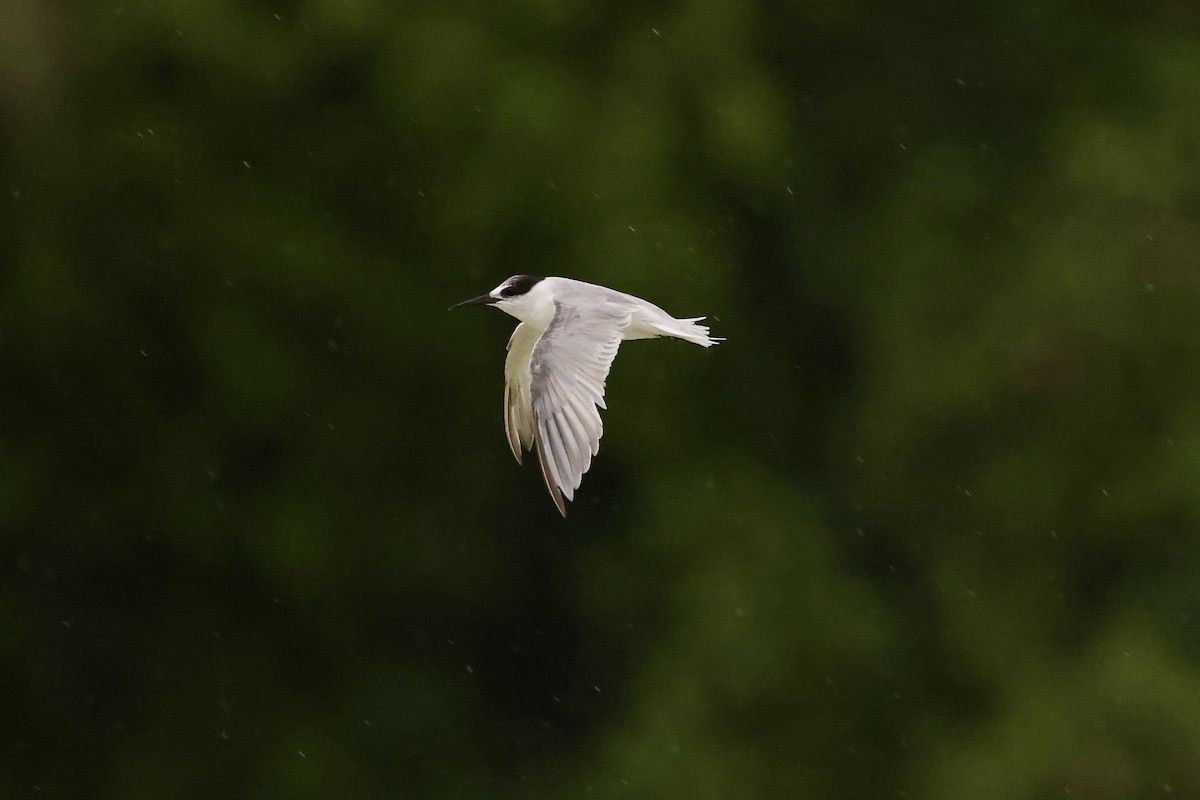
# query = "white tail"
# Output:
<box><xmin>652</xmin><ymin>316</ymin><xmax>723</xmax><ymax>348</ymax></box>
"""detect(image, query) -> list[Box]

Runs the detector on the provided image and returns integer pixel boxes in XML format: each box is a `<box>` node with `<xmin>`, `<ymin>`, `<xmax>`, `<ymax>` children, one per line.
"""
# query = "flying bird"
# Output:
<box><xmin>454</xmin><ymin>275</ymin><xmax>722</xmax><ymax>516</ymax></box>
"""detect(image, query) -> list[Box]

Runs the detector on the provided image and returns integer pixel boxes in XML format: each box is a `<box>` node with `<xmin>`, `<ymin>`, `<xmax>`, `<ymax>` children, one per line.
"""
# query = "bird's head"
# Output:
<box><xmin>452</xmin><ymin>275</ymin><xmax>546</xmax><ymax>321</ymax></box>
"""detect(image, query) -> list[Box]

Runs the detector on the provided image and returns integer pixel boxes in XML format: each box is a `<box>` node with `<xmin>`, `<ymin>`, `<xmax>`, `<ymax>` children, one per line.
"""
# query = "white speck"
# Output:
<box><xmin>628</xmin><ymin>225</ymin><xmax>636</xmax><ymax>233</ymax></box>
<box><xmin>1049</xmin><ymin>529</ymin><xmax>1058</xmax><ymax>539</ymax></box>
<box><xmin>651</xmin><ymin>27</ymin><xmax>660</xmax><ymax>36</ymax></box>
<box><xmin>241</xmin><ymin>160</ymin><xmax>252</xmax><ymax>169</ymax></box>
<box><xmin>592</xmin><ymin>684</ymin><xmax>601</xmax><ymax>693</ymax></box>
<box><xmin>138</xmin><ymin>348</ymin><xmax>148</xmax><ymax>357</ymax></box>
<box><xmin>1101</xmin><ymin>488</ymin><xmax>1109</xmax><ymax>497</ymax></box>
<box><xmin>219</xmin><ymin>729</ymin><xmax>229</xmax><ymax>740</ymax></box>
<box><xmin>274</xmin><ymin>13</ymin><xmax>282</xmax><ymax>20</ymax></box>
<box><xmin>61</xmin><ymin>620</ymin><xmax>71</xmax><ymax>629</ymax></box>
<box><xmin>899</xmin><ymin>142</ymin><xmax>907</xmax><ymax>151</ymax></box>
<box><xmin>465</xmin><ymin>663</ymin><xmax>474</xmax><ymax>674</ymax></box>
<box><xmin>957</xmin><ymin>485</ymin><xmax>973</xmax><ymax>498</ymax></box>
<box><xmin>955</xmin><ymin>77</ymin><xmax>966</xmax><ymax>86</ymax></box>
<box><xmin>297</xmin><ymin>750</ymin><xmax>307</xmax><ymax>759</ymax></box>
<box><xmin>363</xmin><ymin>718</ymin><xmax>372</xmax><ymax>726</ymax></box>
<box><xmin>785</xmin><ymin>185</ymin><xmax>794</xmax><ymax>195</ymax></box>
<box><xmin>416</xmin><ymin>189</ymin><xmax>425</xmax><ymax>198</ymax></box>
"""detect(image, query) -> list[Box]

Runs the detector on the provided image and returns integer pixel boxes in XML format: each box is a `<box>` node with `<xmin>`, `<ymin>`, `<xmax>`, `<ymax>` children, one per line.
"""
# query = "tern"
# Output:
<box><xmin>454</xmin><ymin>275</ymin><xmax>722</xmax><ymax>516</ymax></box>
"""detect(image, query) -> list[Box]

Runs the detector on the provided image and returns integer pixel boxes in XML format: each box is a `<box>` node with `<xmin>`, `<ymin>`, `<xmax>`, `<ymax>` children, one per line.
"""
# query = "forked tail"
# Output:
<box><xmin>653</xmin><ymin>316</ymin><xmax>724</xmax><ymax>348</ymax></box>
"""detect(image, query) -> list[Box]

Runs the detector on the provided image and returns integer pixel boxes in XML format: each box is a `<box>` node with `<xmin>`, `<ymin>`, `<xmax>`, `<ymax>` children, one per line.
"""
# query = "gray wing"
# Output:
<box><xmin>530</xmin><ymin>302</ymin><xmax>631</xmax><ymax>516</ymax></box>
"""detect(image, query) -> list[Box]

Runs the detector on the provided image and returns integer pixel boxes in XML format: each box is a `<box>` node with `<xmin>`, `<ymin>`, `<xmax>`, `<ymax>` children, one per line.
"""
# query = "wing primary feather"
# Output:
<box><xmin>553</xmin><ymin>383</ymin><xmax>592</xmax><ymax>470</ymax></box>
<box><xmin>554</xmin><ymin>414</ymin><xmax>582</xmax><ymax>499</ymax></box>
<box><xmin>503</xmin><ymin>322</ymin><xmax>539</xmax><ymax>465</ymax></box>
<box><xmin>565</xmin><ymin>380</ymin><xmax>603</xmax><ymax>455</ymax></box>
<box><xmin>562</xmin><ymin>389</ymin><xmax>601</xmax><ymax>455</ymax></box>
<box><xmin>546</xmin><ymin>379</ymin><xmax>585</xmax><ymax>475</ymax></box>
<box><xmin>503</xmin><ymin>382</ymin><xmax>522</xmax><ymax>464</ymax></box>
<box><xmin>534</xmin><ymin>428</ymin><xmax>567</xmax><ymax>517</ymax></box>
<box><xmin>536</xmin><ymin>416</ymin><xmax>567</xmax><ymax>495</ymax></box>
<box><xmin>546</xmin><ymin>414</ymin><xmax>575</xmax><ymax>499</ymax></box>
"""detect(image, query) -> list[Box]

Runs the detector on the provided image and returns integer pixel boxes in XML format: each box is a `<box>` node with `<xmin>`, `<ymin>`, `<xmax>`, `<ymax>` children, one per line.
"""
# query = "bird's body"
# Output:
<box><xmin>455</xmin><ymin>275</ymin><xmax>721</xmax><ymax>516</ymax></box>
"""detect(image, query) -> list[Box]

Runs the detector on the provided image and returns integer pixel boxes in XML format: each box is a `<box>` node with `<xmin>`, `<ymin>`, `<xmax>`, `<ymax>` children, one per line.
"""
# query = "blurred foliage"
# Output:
<box><xmin>3</xmin><ymin>0</ymin><xmax>1200</xmax><ymax>797</ymax></box>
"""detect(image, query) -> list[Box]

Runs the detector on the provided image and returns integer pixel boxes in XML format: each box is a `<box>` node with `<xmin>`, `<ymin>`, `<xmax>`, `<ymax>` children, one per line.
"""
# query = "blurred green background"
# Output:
<box><xmin>3</xmin><ymin>0</ymin><xmax>1200</xmax><ymax>797</ymax></box>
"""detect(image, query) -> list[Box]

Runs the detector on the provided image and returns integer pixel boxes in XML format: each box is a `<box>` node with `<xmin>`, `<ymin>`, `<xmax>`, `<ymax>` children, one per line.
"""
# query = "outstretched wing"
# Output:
<box><xmin>503</xmin><ymin>323</ymin><xmax>540</xmax><ymax>463</ymax></box>
<box><xmin>530</xmin><ymin>302</ymin><xmax>630</xmax><ymax>516</ymax></box>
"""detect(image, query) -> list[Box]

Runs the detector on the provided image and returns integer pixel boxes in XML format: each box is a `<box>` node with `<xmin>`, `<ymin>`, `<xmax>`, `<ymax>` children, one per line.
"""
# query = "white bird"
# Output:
<box><xmin>454</xmin><ymin>275</ymin><xmax>722</xmax><ymax>516</ymax></box>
